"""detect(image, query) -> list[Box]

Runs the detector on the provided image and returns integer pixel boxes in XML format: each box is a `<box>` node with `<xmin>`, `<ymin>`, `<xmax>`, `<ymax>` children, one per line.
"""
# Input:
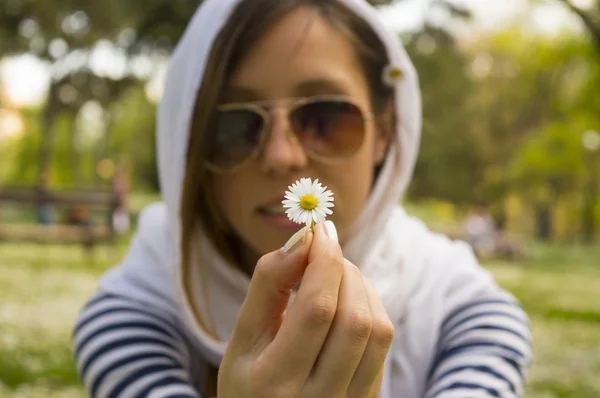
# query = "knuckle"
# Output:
<box><xmin>346</xmin><ymin>308</ymin><xmax>373</xmax><ymax>340</ymax></box>
<box><xmin>249</xmin><ymin>357</ymin><xmax>268</xmax><ymax>382</ymax></box>
<box><xmin>306</xmin><ymin>294</ymin><xmax>337</xmax><ymax>326</ymax></box>
<box><xmin>371</xmin><ymin>317</ymin><xmax>395</xmax><ymax>346</ymax></box>
<box><xmin>318</xmin><ymin>247</ymin><xmax>344</xmax><ymax>271</ymax></box>
<box><xmin>329</xmin><ymin>254</ymin><xmax>345</xmax><ymax>271</ymax></box>
<box><xmin>253</xmin><ymin>255</ymin><xmax>272</xmax><ymax>281</ymax></box>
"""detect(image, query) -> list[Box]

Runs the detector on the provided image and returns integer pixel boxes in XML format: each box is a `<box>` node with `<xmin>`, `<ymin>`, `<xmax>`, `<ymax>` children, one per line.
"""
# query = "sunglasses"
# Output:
<box><xmin>204</xmin><ymin>95</ymin><xmax>373</xmax><ymax>173</ymax></box>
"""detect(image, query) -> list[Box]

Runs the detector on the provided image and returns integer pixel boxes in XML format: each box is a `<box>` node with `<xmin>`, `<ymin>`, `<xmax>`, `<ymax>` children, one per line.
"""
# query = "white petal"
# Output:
<box><xmin>310</xmin><ymin>211</ymin><xmax>319</xmax><ymax>223</ymax></box>
<box><xmin>316</xmin><ymin>195</ymin><xmax>329</xmax><ymax>204</ymax></box>
<box><xmin>320</xmin><ymin>206</ymin><xmax>330</xmax><ymax>215</ymax></box>
<box><xmin>313</xmin><ymin>211</ymin><xmax>325</xmax><ymax>224</ymax></box>
<box><xmin>300</xmin><ymin>212</ymin><xmax>310</xmax><ymax>225</ymax></box>
<box><xmin>290</xmin><ymin>208</ymin><xmax>303</xmax><ymax>218</ymax></box>
<box><xmin>302</xmin><ymin>178</ymin><xmax>312</xmax><ymax>193</ymax></box>
<box><xmin>285</xmin><ymin>192</ymin><xmax>299</xmax><ymax>200</ymax></box>
<box><xmin>314</xmin><ymin>207</ymin><xmax>326</xmax><ymax>217</ymax></box>
<box><xmin>287</xmin><ymin>209</ymin><xmax>301</xmax><ymax>222</ymax></box>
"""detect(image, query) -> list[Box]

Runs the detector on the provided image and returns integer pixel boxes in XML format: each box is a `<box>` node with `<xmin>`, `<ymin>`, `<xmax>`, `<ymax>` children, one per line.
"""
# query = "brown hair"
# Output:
<box><xmin>180</xmin><ymin>0</ymin><xmax>395</xmax><ymax>337</ymax></box>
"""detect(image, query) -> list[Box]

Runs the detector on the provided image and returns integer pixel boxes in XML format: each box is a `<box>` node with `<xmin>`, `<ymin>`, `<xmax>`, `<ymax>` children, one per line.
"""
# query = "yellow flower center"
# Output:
<box><xmin>389</xmin><ymin>68</ymin><xmax>403</xmax><ymax>80</ymax></box>
<box><xmin>299</xmin><ymin>194</ymin><xmax>318</xmax><ymax>210</ymax></box>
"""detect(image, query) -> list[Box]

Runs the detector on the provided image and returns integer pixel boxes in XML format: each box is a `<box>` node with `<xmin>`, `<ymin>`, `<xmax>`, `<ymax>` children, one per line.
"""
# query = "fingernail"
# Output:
<box><xmin>282</xmin><ymin>226</ymin><xmax>308</xmax><ymax>254</ymax></box>
<box><xmin>324</xmin><ymin>220</ymin><xmax>338</xmax><ymax>243</ymax></box>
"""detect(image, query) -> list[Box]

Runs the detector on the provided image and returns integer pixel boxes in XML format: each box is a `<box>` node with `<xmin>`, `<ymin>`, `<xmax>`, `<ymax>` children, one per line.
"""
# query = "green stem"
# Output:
<box><xmin>310</xmin><ymin>220</ymin><xmax>315</xmax><ymax>231</ymax></box>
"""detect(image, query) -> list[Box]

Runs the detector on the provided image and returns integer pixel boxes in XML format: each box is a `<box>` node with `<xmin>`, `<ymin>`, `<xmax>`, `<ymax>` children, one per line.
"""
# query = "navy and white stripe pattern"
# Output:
<box><xmin>425</xmin><ymin>292</ymin><xmax>532</xmax><ymax>397</ymax></box>
<box><xmin>73</xmin><ymin>291</ymin><xmax>531</xmax><ymax>398</ymax></box>
<box><xmin>73</xmin><ymin>294</ymin><xmax>201</xmax><ymax>398</ymax></box>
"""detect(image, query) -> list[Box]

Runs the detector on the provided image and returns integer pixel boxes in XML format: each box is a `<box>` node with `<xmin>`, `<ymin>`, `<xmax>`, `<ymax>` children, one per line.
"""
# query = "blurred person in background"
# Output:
<box><xmin>464</xmin><ymin>203</ymin><xmax>497</xmax><ymax>259</ymax></box>
<box><xmin>111</xmin><ymin>159</ymin><xmax>131</xmax><ymax>235</ymax></box>
<box><xmin>72</xmin><ymin>0</ymin><xmax>532</xmax><ymax>397</ymax></box>
<box><xmin>464</xmin><ymin>203</ymin><xmax>526</xmax><ymax>261</ymax></box>
<box><xmin>36</xmin><ymin>171</ymin><xmax>54</xmax><ymax>228</ymax></box>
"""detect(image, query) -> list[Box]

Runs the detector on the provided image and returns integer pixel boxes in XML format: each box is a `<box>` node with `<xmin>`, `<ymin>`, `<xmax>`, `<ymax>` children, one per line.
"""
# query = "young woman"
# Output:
<box><xmin>72</xmin><ymin>0</ymin><xmax>532</xmax><ymax>397</ymax></box>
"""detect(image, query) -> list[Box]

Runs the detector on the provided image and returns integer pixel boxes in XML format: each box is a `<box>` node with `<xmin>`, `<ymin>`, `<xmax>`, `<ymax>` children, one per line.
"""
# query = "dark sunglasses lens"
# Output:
<box><xmin>291</xmin><ymin>100</ymin><xmax>365</xmax><ymax>158</ymax></box>
<box><xmin>208</xmin><ymin>109</ymin><xmax>264</xmax><ymax>168</ymax></box>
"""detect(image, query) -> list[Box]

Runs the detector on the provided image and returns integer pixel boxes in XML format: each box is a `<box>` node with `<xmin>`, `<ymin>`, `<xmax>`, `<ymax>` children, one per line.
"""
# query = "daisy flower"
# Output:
<box><xmin>282</xmin><ymin>178</ymin><xmax>334</xmax><ymax>228</ymax></box>
<box><xmin>383</xmin><ymin>64</ymin><xmax>404</xmax><ymax>87</ymax></box>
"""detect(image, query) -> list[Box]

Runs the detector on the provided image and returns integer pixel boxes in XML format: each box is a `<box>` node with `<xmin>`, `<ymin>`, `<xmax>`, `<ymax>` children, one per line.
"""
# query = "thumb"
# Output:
<box><xmin>233</xmin><ymin>226</ymin><xmax>313</xmax><ymax>348</ymax></box>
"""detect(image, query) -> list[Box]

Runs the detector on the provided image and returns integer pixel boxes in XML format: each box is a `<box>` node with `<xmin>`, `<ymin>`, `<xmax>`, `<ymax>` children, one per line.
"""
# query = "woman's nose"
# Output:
<box><xmin>260</xmin><ymin>108</ymin><xmax>308</xmax><ymax>175</ymax></box>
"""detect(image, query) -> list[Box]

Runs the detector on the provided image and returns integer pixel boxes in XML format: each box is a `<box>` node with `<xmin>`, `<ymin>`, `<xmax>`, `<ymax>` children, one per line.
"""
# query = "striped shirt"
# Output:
<box><xmin>73</xmin><ymin>291</ymin><xmax>531</xmax><ymax>398</ymax></box>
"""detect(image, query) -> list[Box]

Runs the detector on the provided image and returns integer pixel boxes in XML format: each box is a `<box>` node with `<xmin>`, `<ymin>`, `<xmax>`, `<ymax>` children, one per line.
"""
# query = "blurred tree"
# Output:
<box><xmin>391</xmin><ymin>0</ymin><xmax>479</xmax><ymax>204</ymax></box>
<box><xmin>0</xmin><ymin>0</ymin><xmax>397</xmax><ymax>188</ymax></box>
<box><xmin>554</xmin><ymin>0</ymin><xmax>600</xmax><ymax>52</ymax></box>
<box><xmin>405</xmin><ymin>25</ymin><xmax>484</xmax><ymax>204</ymax></box>
<box><xmin>470</xmin><ymin>29</ymin><xmax>600</xmax><ymax>239</ymax></box>
<box><xmin>0</xmin><ymin>0</ymin><xmax>398</xmax><ymax>58</ymax></box>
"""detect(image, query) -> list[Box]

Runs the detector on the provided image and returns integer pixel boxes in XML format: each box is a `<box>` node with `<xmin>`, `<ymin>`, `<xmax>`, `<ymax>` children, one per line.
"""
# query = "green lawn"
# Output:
<box><xmin>0</xmin><ymin>240</ymin><xmax>598</xmax><ymax>397</ymax></box>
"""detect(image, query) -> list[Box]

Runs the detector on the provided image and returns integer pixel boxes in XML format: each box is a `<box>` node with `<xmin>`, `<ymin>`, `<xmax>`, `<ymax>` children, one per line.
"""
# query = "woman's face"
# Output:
<box><xmin>212</xmin><ymin>7</ymin><xmax>389</xmax><ymax>257</ymax></box>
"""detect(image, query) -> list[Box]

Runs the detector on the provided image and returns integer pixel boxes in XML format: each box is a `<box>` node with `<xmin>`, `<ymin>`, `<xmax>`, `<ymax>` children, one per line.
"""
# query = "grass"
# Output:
<box><xmin>0</xmin><ymin>243</ymin><xmax>122</xmax><ymax>397</ymax></box>
<box><xmin>0</xmin><ymin>238</ymin><xmax>599</xmax><ymax>397</ymax></box>
<box><xmin>486</xmin><ymin>243</ymin><xmax>600</xmax><ymax>397</ymax></box>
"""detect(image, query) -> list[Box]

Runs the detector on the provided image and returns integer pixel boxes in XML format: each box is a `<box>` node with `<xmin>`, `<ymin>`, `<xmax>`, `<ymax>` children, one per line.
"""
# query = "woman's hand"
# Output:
<box><xmin>218</xmin><ymin>222</ymin><xmax>395</xmax><ymax>398</ymax></box>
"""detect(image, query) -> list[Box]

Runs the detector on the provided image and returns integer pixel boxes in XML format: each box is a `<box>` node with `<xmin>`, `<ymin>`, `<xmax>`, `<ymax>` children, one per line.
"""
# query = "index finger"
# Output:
<box><xmin>232</xmin><ymin>227</ymin><xmax>312</xmax><ymax>348</ymax></box>
<box><xmin>259</xmin><ymin>221</ymin><xmax>344</xmax><ymax>383</ymax></box>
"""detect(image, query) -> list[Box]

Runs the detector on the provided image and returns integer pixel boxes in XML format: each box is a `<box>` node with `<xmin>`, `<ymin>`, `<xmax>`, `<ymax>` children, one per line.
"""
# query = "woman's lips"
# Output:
<box><xmin>257</xmin><ymin>202</ymin><xmax>300</xmax><ymax>230</ymax></box>
<box><xmin>259</xmin><ymin>213</ymin><xmax>300</xmax><ymax>230</ymax></box>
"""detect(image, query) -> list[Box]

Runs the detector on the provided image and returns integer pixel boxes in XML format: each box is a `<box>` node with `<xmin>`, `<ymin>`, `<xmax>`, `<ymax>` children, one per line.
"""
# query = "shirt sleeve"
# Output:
<box><xmin>425</xmin><ymin>290</ymin><xmax>532</xmax><ymax>398</ymax></box>
<box><xmin>72</xmin><ymin>292</ymin><xmax>202</xmax><ymax>398</ymax></box>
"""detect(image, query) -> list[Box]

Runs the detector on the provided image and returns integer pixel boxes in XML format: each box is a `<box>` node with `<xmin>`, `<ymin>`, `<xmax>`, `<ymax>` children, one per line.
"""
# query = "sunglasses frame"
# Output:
<box><xmin>204</xmin><ymin>95</ymin><xmax>374</xmax><ymax>174</ymax></box>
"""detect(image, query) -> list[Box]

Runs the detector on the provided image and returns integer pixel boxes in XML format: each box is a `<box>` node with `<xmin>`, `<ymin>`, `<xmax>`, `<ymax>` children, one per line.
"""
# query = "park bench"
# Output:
<box><xmin>0</xmin><ymin>187</ymin><xmax>119</xmax><ymax>252</ymax></box>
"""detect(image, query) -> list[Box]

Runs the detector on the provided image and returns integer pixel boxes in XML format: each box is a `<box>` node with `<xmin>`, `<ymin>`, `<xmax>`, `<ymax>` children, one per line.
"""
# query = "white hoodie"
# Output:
<box><xmin>74</xmin><ymin>1</ymin><xmax>532</xmax><ymax>397</ymax></box>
